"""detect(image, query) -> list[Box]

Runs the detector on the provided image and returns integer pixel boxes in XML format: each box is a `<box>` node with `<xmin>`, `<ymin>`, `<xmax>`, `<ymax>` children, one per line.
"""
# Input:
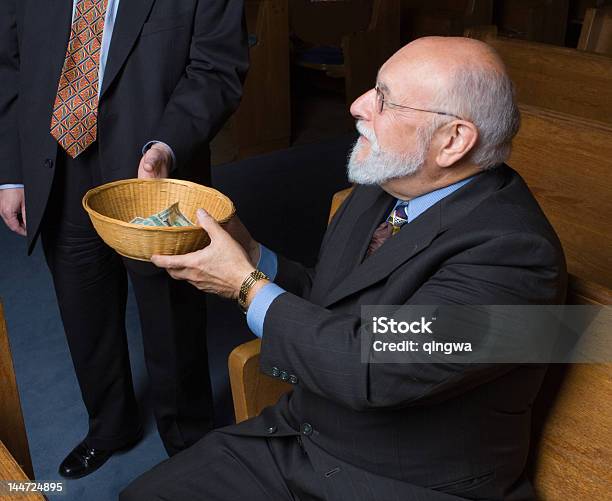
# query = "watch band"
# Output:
<box><xmin>238</xmin><ymin>269</ymin><xmax>269</xmax><ymax>312</ymax></box>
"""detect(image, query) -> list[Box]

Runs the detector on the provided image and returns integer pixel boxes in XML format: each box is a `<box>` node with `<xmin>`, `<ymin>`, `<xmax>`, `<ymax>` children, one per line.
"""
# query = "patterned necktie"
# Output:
<box><xmin>50</xmin><ymin>0</ymin><xmax>108</xmax><ymax>158</ymax></box>
<box><xmin>366</xmin><ymin>202</ymin><xmax>409</xmax><ymax>257</ymax></box>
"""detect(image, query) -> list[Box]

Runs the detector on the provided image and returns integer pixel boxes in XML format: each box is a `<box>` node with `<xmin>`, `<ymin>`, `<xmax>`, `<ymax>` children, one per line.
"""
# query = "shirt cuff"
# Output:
<box><xmin>0</xmin><ymin>184</ymin><xmax>24</xmax><ymax>190</ymax></box>
<box><xmin>256</xmin><ymin>244</ymin><xmax>278</xmax><ymax>281</ymax></box>
<box><xmin>246</xmin><ymin>283</ymin><xmax>285</xmax><ymax>338</ymax></box>
<box><xmin>142</xmin><ymin>141</ymin><xmax>177</xmax><ymax>172</ymax></box>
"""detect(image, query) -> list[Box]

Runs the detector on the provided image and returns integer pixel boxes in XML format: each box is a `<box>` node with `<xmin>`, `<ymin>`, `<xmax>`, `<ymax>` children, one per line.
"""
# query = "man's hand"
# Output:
<box><xmin>138</xmin><ymin>143</ymin><xmax>173</xmax><ymax>179</ymax></box>
<box><xmin>151</xmin><ymin>209</ymin><xmax>262</xmax><ymax>300</ymax></box>
<box><xmin>0</xmin><ymin>187</ymin><xmax>26</xmax><ymax>236</ymax></box>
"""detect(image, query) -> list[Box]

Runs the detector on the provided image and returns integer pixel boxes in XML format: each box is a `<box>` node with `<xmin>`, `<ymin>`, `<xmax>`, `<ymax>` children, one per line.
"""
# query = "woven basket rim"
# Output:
<box><xmin>82</xmin><ymin>178</ymin><xmax>235</xmax><ymax>232</ymax></box>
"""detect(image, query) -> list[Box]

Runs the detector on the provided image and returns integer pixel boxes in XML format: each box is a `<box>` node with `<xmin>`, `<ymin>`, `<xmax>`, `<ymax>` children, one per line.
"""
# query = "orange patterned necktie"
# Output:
<box><xmin>50</xmin><ymin>0</ymin><xmax>109</xmax><ymax>158</ymax></box>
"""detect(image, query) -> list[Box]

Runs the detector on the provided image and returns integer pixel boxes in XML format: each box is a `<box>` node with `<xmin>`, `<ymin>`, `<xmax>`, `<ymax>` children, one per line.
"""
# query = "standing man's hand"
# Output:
<box><xmin>138</xmin><ymin>143</ymin><xmax>173</xmax><ymax>179</ymax></box>
<box><xmin>0</xmin><ymin>187</ymin><xmax>26</xmax><ymax>236</ymax></box>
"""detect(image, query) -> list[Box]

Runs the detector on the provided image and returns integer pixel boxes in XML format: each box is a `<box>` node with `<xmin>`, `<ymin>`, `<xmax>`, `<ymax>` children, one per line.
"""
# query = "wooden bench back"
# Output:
<box><xmin>230</xmin><ymin>0</ymin><xmax>290</xmax><ymax>159</ymax></box>
<box><xmin>342</xmin><ymin>0</ymin><xmax>401</xmax><ymax>104</ymax></box>
<box><xmin>495</xmin><ymin>0</ymin><xmax>569</xmax><ymax>44</ymax></box>
<box><xmin>0</xmin><ymin>301</ymin><xmax>34</xmax><ymax>479</ymax></box>
<box><xmin>401</xmin><ymin>0</ymin><xmax>493</xmax><ymax>39</ymax></box>
<box><xmin>290</xmin><ymin>0</ymin><xmax>372</xmax><ymax>47</ymax></box>
<box><xmin>466</xmin><ymin>27</ymin><xmax>612</xmax><ymax>124</ymax></box>
<box><xmin>529</xmin><ymin>278</ymin><xmax>612</xmax><ymax>499</ymax></box>
<box><xmin>509</xmin><ymin>105</ymin><xmax>612</xmax><ymax>289</ymax></box>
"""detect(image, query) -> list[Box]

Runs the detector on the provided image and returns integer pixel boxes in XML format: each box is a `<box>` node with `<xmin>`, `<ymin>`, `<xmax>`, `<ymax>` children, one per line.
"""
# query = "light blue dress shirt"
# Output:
<box><xmin>1</xmin><ymin>0</ymin><xmax>173</xmax><ymax>191</ymax></box>
<box><xmin>247</xmin><ymin>175</ymin><xmax>476</xmax><ymax>338</ymax></box>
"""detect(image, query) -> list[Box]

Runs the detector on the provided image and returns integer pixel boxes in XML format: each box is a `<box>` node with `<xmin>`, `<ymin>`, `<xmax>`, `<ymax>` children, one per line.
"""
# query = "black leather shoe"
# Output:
<box><xmin>58</xmin><ymin>441</ymin><xmax>114</xmax><ymax>479</ymax></box>
<box><xmin>59</xmin><ymin>434</ymin><xmax>141</xmax><ymax>479</ymax></box>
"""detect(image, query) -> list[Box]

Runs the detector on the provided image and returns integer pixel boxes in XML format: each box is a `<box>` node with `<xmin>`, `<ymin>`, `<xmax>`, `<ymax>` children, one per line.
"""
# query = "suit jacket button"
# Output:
<box><xmin>267</xmin><ymin>426</ymin><xmax>277</xmax><ymax>434</ymax></box>
<box><xmin>279</xmin><ymin>370</ymin><xmax>289</xmax><ymax>381</ymax></box>
<box><xmin>44</xmin><ymin>158</ymin><xmax>54</xmax><ymax>169</ymax></box>
<box><xmin>301</xmin><ymin>423</ymin><xmax>313</xmax><ymax>436</ymax></box>
<box><xmin>289</xmin><ymin>375</ymin><xmax>298</xmax><ymax>384</ymax></box>
<box><xmin>271</xmin><ymin>367</ymin><xmax>280</xmax><ymax>377</ymax></box>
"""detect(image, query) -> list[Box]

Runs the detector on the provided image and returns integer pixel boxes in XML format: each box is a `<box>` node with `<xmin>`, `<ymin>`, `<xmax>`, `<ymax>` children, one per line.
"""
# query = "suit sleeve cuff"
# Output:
<box><xmin>142</xmin><ymin>141</ymin><xmax>177</xmax><ymax>173</ymax></box>
<box><xmin>256</xmin><ymin>244</ymin><xmax>278</xmax><ymax>281</ymax></box>
<box><xmin>246</xmin><ymin>283</ymin><xmax>285</xmax><ymax>338</ymax></box>
<box><xmin>0</xmin><ymin>184</ymin><xmax>24</xmax><ymax>190</ymax></box>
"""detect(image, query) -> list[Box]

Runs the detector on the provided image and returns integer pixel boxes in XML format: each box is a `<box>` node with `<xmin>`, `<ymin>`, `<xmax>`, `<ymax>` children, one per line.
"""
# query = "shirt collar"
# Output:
<box><xmin>395</xmin><ymin>175</ymin><xmax>476</xmax><ymax>223</ymax></box>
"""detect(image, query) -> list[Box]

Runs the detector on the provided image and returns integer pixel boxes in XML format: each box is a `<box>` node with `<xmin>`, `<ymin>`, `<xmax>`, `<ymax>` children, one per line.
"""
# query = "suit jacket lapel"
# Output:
<box><xmin>99</xmin><ymin>0</ymin><xmax>156</xmax><ymax>98</ymax></box>
<box><xmin>322</xmin><ymin>202</ymin><xmax>442</xmax><ymax>307</ymax></box>
<box><xmin>309</xmin><ymin>186</ymin><xmax>395</xmax><ymax>304</ymax></box>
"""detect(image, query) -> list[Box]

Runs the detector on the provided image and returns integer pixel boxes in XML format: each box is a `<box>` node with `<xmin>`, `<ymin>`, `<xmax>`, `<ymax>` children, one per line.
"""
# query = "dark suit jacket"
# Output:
<box><xmin>0</xmin><ymin>0</ymin><xmax>248</xmax><ymax>252</ymax></box>
<box><xmin>224</xmin><ymin>166</ymin><xmax>567</xmax><ymax>500</ymax></box>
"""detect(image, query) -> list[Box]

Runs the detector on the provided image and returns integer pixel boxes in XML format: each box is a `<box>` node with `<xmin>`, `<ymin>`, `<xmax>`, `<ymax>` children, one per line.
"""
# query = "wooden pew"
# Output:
<box><xmin>0</xmin><ymin>301</ymin><xmax>42</xmax><ymax>499</ymax></box>
<box><xmin>228</xmin><ymin>0</ymin><xmax>291</xmax><ymax>160</ymax></box>
<box><xmin>400</xmin><ymin>0</ymin><xmax>493</xmax><ymax>41</ymax></box>
<box><xmin>290</xmin><ymin>0</ymin><xmax>372</xmax><ymax>48</ymax></box>
<box><xmin>528</xmin><ymin>278</ymin><xmax>612</xmax><ymax>499</ymax></box>
<box><xmin>465</xmin><ymin>26</ymin><xmax>612</xmax><ymax>124</ymax></box>
<box><xmin>290</xmin><ymin>0</ymin><xmax>401</xmax><ymax>108</ymax></box>
<box><xmin>578</xmin><ymin>6</ymin><xmax>612</xmax><ymax>55</ymax></box>
<box><xmin>509</xmin><ymin>105</ymin><xmax>612</xmax><ymax>289</ymax></box>
<box><xmin>342</xmin><ymin>0</ymin><xmax>401</xmax><ymax>106</ymax></box>
<box><xmin>494</xmin><ymin>0</ymin><xmax>569</xmax><ymax>45</ymax></box>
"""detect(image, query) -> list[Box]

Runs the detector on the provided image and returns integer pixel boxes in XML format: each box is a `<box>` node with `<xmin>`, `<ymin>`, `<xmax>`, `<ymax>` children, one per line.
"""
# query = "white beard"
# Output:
<box><xmin>347</xmin><ymin>121</ymin><xmax>430</xmax><ymax>185</ymax></box>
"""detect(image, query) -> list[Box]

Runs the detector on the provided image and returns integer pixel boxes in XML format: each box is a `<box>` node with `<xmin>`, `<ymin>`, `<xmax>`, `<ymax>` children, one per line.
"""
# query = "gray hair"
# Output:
<box><xmin>430</xmin><ymin>64</ymin><xmax>521</xmax><ymax>170</ymax></box>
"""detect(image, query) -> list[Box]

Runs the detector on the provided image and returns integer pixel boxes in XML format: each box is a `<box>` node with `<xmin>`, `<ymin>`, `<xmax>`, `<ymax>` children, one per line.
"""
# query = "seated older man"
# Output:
<box><xmin>121</xmin><ymin>37</ymin><xmax>566</xmax><ymax>501</ymax></box>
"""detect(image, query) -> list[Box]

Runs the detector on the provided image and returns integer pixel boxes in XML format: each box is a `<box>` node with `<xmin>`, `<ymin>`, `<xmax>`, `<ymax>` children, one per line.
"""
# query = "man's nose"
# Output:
<box><xmin>350</xmin><ymin>88</ymin><xmax>375</xmax><ymax>121</ymax></box>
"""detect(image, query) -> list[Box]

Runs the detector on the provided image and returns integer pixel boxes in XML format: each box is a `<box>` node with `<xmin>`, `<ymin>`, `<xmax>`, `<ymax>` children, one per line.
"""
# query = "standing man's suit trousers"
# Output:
<box><xmin>40</xmin><ymin>145</ymin><xmax>213</xmax><ymax>456</ymax></box>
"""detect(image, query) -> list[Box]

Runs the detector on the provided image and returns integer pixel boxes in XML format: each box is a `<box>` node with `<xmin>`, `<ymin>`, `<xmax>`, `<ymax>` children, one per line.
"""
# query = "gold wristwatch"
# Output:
<box><xmin>238</xmin><ymin>269</ymin><xmax>269</xmax><ymax>313</ymax></box>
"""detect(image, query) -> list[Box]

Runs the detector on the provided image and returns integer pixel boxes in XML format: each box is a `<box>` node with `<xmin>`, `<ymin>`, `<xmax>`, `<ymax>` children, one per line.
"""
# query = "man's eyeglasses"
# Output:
<box><xmin>375</xmin><ymin>86</ymin><xmax>462</xmax><ymax>119</ymax></box>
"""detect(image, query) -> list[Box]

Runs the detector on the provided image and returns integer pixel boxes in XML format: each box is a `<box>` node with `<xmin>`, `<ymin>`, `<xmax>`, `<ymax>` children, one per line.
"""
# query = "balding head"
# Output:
<box><xmin>396</xmin><ymin>36</ymin><xmax>505</xmax><ymax>73</ymax></box>
<box><xmin>381</xmin><ymin>36</ymin><xmax>519</xmax><ymax>170</ymax></box>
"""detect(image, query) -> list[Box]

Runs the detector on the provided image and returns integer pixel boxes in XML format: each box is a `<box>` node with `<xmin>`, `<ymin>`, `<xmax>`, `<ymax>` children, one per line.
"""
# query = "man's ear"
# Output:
<box><xmin>435</xmin><ymin>121</ymin><xmax>479</xmax><ymax>168</ymax></box>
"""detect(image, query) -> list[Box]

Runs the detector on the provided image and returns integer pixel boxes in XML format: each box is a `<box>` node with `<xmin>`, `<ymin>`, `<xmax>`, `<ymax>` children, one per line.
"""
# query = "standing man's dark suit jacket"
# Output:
<box><xmin>0</xmin><ymin>0</ymin><xmax>248</xmax><ymax>253</ymax></box>
<box><xmin>224</xmin><ymin>165</ymin><xmax>567</xmax><ymax>500</ymax></box>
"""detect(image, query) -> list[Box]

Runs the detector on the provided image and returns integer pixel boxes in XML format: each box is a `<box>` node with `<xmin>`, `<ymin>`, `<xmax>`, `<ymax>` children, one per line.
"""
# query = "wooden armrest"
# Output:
<box><xmin>229</xmin><ymin>186</ymin><xmax>356</xmax><ymax>423</ymax></box>
<box><xmin>229</xmin><ymin>339</ymin><xmax>292</xmax><ymax>423</ymax></box>
<box><xmin>328</xmin><ymin>187</ymin><xmax>354</xmax><ymax>224</ymax></box>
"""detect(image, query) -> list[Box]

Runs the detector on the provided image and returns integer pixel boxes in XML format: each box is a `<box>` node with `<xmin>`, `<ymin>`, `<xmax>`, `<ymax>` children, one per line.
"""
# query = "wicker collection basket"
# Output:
<box><xmin>82</xmin><ymin>179</ymin><xmax>235</xmax><ymax>261</ymax></box>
